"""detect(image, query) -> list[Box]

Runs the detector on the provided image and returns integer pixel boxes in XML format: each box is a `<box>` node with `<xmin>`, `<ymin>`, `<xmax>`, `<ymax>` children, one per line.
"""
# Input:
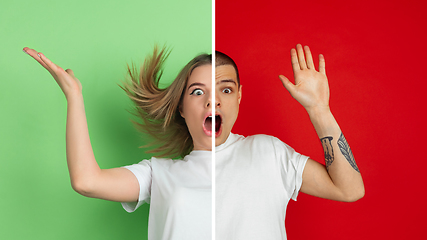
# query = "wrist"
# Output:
<box><xmin>307</xmin><ymin>106</ymin><xmax>340</xmax><ymax>138</ymax></box>
<box><xmin>66</xmin><ymin>92</ymin><xmax>84</xmax><ymax>103</ymax></box>
<box><xmin>306</xmin><ymin>105</ymin><xmax>331</xmax><ymax>118</ymax></box>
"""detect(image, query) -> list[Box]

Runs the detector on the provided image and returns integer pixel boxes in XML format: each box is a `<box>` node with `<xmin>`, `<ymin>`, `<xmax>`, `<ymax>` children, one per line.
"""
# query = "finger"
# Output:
<box><xmin>304</xmin><ymin>45</ymin><xmax>315</xmax><ymax>69</ymax></box>
<box><xmin>319</xmin><ymin>54</ymin><xmax>326</xmax><ymax>74</ymax></box>
<box><xmin>296</xmin><ymin>44</ymin><xmax>307</xmax><ymax>69</ymax></box>
<box><xmin>290</xmin><ymin>48</ymin><xmax>300</xmax><ymax>73</ymax></box>
<box><xmin>38</xmin><ymin>52</ymin><xmax>64</xmax><ymax>73</ymax></box>
<box><xmin>22</xmin><ymin>47</ymin><xmax>30</xmax><ymax>55</ymax></box>
<box><xmin>23</xmin><ymin>47</ymin><xmax>51</xmax><ymax>71</ymax></box>
<box><xmin>279</xmin><ymin>75</ymin><xmax>296</xmax><ymax>95</ymax></box>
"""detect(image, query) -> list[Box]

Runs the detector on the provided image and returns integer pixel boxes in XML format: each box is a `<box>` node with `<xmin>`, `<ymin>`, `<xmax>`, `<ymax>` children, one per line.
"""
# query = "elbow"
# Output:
<box><xmin>342</xmin><ymin>187</ymin><xmax>365</xmax><ymax>202</ymax></box>
<box><xmin>71</xmin><ymin>178</ymin><xmax>95</xmax><ymax>197</ymax></box>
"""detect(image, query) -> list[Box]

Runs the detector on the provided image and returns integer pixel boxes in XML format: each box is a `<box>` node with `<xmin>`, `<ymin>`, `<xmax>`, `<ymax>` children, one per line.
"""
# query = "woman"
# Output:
<box><xmin>23</xmin><ymin>46</ymin><xmax>213</xmax><ymax>240</ymax></box>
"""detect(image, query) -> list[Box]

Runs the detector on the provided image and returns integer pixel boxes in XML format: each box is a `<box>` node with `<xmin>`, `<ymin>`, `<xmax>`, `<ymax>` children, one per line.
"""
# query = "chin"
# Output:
<box><xmin>215</xmin><ymin>132</ymin><xmax>228</xmax><ymax>147</ymax></box>
<box><xmin>193</xmin><ymin>137</ymin><xmax>213</xmax><ymax>151</ymax></box>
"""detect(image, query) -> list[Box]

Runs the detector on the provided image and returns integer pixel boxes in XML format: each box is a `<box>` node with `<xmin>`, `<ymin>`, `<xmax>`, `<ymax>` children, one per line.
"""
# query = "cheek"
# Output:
<box><xmin>230</xmin><ymin>100</ymin><xmax>240</xmax><ymax>124</ymax></box>
<box><xmin>182</xmin><ymin>97</ymin><xmax>203</xmax><ymax>121</ymax></box>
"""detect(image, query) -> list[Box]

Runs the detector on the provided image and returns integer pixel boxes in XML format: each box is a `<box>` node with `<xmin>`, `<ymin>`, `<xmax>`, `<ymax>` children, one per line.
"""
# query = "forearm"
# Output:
<box><xmin>22</xmin><ymin>49</ymin><xmax>137</xmax><ymax>200</ymax></box>
<box><xmin>308</xmin><ymin>107</ymin><xmax>364</xmax><ymax>201</ymax></box>
<box><xmin>66</xmin><ymin>94</ymin><xmax>101</xmax><ymax>194</ymax></box>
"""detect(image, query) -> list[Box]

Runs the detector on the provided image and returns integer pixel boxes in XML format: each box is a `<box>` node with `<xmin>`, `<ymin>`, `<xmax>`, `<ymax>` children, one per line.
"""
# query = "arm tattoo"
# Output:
<box><xmin>320</xmin><ymin>136</ymin><xmax>334</xmax><ymax>171</ymax></box>
<box><xmin>337</xmin><ymin>133</ymin><xmax>360</xmax><ymax>173</ymax></box>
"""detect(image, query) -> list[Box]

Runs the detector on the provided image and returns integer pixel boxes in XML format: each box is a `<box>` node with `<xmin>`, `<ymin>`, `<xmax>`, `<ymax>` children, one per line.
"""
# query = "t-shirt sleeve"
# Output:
<box><xmin>272</xmin><ymin>137</ymin><xmax>309</xmax><ymax>201</ymax></box>
<box><xmin>121</xmin><ymin>159</ymin><xmax>152</xmax><ymax>212</ymax></box>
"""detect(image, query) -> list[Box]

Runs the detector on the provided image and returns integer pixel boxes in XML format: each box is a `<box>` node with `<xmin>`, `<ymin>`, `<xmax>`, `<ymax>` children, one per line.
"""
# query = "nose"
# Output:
<box><xmin>215</xmin><ymin>93</ymin><xmax>220</xmax><ymax>108</ymax></box>
<box><xmin>206</xmin><ymin>95</ymin><xmax>220</xmax><ymax>108</ymax></box>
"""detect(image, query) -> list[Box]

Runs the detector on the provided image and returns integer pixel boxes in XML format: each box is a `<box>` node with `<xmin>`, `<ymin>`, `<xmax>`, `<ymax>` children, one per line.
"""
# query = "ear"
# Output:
<box><xmin>238</xmin><ymin>84</ymin><xmax>242</xmax><ymax>104</ymax></box>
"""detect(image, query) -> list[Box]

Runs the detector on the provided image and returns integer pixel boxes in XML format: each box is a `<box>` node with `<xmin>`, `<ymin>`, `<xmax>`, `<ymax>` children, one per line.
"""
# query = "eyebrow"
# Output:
<box><xmin>216</xmin><ymin>79</ymin><xmax>237</xmax><ymax>85</ymax></box>
<box><xmin>187</xmin><ymin>82</ymin><xmax>206</xmax><ymax>90</ymax></box>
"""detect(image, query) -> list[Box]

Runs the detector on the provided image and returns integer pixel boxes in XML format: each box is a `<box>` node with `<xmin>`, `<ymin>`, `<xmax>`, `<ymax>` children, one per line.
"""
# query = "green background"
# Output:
<box><xmin>0</xmin><ymin>0</ymin><xmax>211</xmax><ymax>239</ymax></box>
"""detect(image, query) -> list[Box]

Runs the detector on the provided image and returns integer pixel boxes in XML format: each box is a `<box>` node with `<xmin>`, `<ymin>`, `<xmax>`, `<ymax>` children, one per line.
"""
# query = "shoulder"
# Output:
<box><xmin>126</xmin><ymin>157</ymin><xmax>181</xmax><ymax>170</ymax></box>
<box><xmin>150</xmin><ymin>156</ymin><xmax>173</xmax><ymax>162</ymax></box>
<box><xmin>245</xmin><ymin>134</ymin><xmax>287</xmax><ymax>146</ymax></box>
<box><xmin>228</xmin><ymin>133</ymin><xmax>276</xmax><ymax>144</ymax></box>
<box><xmin>232</xmin><ymin>134</ymin><xmax>281</xmax><ymax>153</ymax></box>
<box><xmin>124</xmin><ymin>158</ymin><xmax>152</xmax><ymax>169</ymax></box>
<box><xmin>244</xmin><ymin>134</ymin><xmax>299</xmax><ymax>156</ymax></box>
<box><xmin>246</xmin><ymin>134</ymin><xmax>279</xmax><ymax>142</ymax></box>
<box><xmin>150</xmin><ymin>157</ymin><xmax>184</xmax><ymax>166</ymax></box>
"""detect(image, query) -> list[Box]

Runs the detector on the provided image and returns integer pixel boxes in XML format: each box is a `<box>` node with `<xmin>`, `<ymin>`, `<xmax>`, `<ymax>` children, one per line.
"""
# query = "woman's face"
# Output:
<box><xmin>180</xmin><ymin>64</ymin><xmax>213</xmax><ymax>151</ymax></box>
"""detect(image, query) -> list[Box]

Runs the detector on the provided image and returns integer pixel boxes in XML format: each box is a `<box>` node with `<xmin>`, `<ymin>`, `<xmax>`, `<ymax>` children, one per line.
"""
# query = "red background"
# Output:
<box><xmin>216</xmin><ymin>0</ymin><xmax>426</xmax><ymax>239</ymax></box>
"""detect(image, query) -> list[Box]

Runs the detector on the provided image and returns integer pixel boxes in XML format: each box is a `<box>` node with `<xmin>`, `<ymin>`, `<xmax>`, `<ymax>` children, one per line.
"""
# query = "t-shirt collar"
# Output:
<box><xmin>215</xmin><ymin>132</ymin><xmax>241</xmax><ymax>152</ymax></box>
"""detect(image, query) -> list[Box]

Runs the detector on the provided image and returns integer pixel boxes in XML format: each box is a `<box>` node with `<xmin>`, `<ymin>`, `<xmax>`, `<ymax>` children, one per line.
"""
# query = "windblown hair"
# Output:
<box><xmin>215</xmin><ymin>51</ymin><xmax>240</xmax><ymax>86</ymax></box>
<box><xmin>120</xmin><ymin>46</ymin><xmax>212</xmax><ymax>158</ymax></box>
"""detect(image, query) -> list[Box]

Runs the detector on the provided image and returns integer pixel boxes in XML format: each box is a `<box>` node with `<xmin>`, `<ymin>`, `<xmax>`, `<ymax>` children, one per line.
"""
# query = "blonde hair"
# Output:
<box><xmin>120</xmin><ymin>46</ymin><xmax>212</xmax><ymax>158</ymax></box>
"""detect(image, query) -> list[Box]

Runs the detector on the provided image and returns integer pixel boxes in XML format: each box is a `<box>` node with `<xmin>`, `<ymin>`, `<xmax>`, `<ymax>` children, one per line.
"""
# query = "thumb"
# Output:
<box><xmin>65</xmin><ymin>69</ymin><xmax>75</xmax><ymax>77</ymax></box>
<box><xmin>278</xmin><ymin>75</ymin><xmax>295</xmax><ymax>94</ymax></box>
<box><xmin>65</xmin><ymin>68</ymin><xmax>82</xmax><ymax>90</ymax></box>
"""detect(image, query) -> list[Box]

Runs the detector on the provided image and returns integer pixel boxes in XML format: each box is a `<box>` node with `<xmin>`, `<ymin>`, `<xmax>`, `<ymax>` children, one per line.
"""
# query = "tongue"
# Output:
<box><xmin>204</xmin><ymin>117</ymin><xmax>212</xmax><ymax>131</ymax></box>
<box><xmin>215</xmin><ymin>115</ymin><xmax>221</xmax><ymax>132</ymax></box>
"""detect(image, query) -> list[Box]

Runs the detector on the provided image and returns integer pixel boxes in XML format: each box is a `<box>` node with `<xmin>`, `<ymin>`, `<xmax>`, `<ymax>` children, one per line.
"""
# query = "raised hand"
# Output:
<box><xmin>279</xmin><ymin>44</ymin><xmax>329</xmax><ymax>113</ymax></box>
<box><xmin>23</xmin><ymin>47</ymin><xmax>82</xmax><ymax>99</ymax></box>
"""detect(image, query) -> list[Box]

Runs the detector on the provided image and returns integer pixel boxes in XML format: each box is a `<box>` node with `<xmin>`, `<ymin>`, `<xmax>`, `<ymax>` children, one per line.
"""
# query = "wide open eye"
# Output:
<box><xmin>191</xmin><ymin>89</ymin><xmax>204</xmax><ymax>96</ymax></box>
<box><xmin>222</xmin><ymin>88</ymin><xmax>232</xmax><ymax>94</ymax></box>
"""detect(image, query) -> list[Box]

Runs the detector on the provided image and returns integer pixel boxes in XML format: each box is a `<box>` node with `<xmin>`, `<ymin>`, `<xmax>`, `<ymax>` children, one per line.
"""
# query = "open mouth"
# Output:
<box><xmin>203</xmin><ymin>114</ymin><xmax>222</xmax><ymax>137</ymax></box>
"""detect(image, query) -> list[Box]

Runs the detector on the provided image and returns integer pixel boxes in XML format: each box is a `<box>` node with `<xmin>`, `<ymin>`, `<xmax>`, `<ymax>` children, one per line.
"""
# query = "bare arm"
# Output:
<box><xmin>23</xmin><ymin>48</ymin><xmax>139</xmax><ymax>202</ymax></box>
<box><xmin>279</xmin><ymin>44</ymin><xmax>364</xmax><ymax>202</ymax></box>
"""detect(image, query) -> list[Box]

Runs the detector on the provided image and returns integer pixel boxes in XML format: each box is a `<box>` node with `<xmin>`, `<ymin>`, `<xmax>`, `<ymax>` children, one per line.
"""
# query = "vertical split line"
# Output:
<box><xmin>211</xmin><ymin>0</ymin><xmax>216</xmax><ymax>238</ymax></box>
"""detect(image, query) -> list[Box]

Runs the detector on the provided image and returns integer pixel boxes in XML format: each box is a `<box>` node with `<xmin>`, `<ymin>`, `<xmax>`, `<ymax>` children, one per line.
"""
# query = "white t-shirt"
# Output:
<box><xmin>215</xmin><ymin>133</ymin><xmax>308</xmax><ymax>240</ymax></box>
<box><xmin>122</xmin><ymin>150</ymin><xmax>212</xmax><ymax>240</ymax></box>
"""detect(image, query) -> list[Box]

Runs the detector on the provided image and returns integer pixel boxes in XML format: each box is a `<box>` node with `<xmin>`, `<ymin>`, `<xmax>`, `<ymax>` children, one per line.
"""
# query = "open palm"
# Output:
<box><xmin>279</xmin><ymin>44</ymin><xmax>330</xmax><ymax>112</ymax></box>
<box><xmin>23</xmin><ymin>47</ymin><xmax>82</xmax><ymax>99</ymax></box>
